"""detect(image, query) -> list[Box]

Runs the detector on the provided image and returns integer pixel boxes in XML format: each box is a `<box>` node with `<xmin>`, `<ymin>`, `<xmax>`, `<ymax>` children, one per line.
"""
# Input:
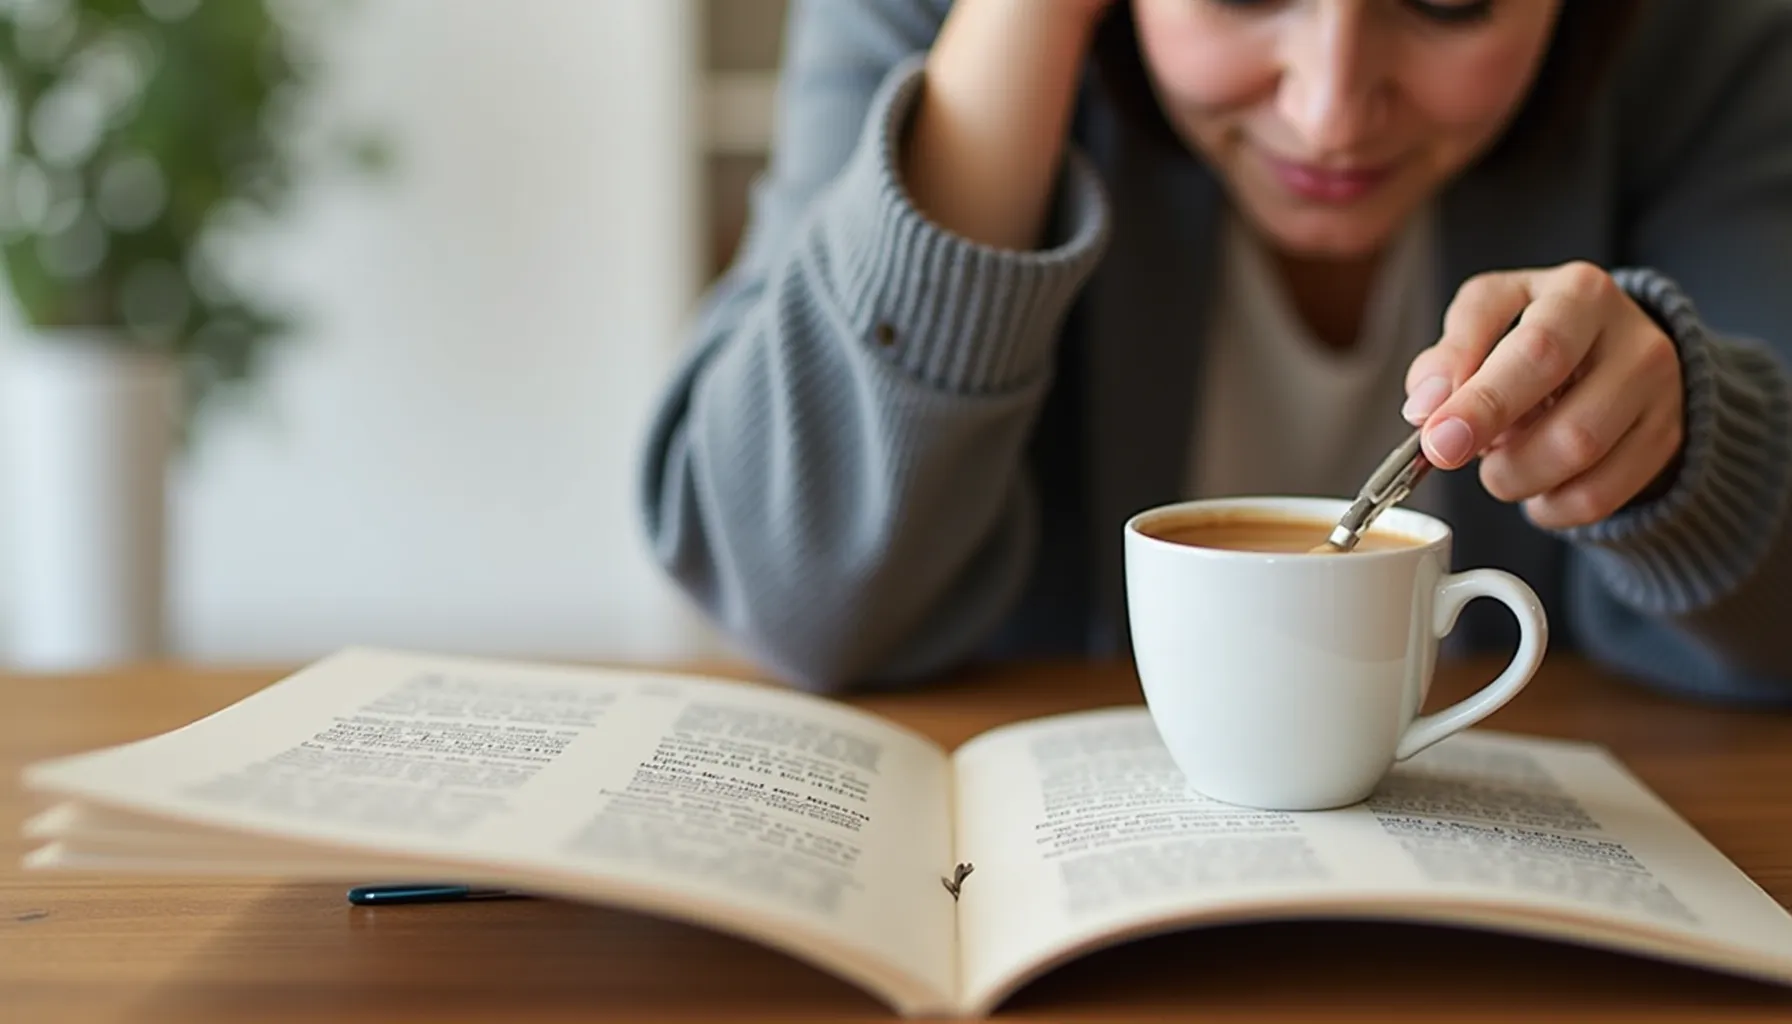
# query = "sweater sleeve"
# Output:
<box><xmin>637</xmin><ymin>0</ymin><xmax>1111</xmax><ymax>692</ymax></box>
<box><xmin>1557</xmin><ymin>270</ymin><xmax>1792</xmax><ymax>702</ymax></box>
<box><xmin>1550</xmin><ymin>0</ymin><xmax>1792</xmax><ymax>702</ymax></box>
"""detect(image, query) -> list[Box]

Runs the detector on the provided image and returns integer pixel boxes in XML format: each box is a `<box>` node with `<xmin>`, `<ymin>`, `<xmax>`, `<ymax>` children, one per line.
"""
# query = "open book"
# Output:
<box><xmin>21</xmin><ymin>648</ymin><xmax>1792</xmax><ymax>1016</ymax></box>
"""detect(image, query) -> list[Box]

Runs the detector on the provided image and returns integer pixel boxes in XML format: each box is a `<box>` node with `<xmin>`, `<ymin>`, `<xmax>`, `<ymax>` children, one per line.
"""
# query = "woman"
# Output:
<box><xmin>639</xmin><ymin>0</ymin><xmax>1792</xmax><ymax>700</ymax></box>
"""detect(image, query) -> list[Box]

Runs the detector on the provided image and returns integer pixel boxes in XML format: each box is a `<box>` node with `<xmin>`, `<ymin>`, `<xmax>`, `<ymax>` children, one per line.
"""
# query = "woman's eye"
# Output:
<box><xmin>1402</xmin><ymin>0</ymin><xmax>1494</xmax><ymax>26</ymax></box>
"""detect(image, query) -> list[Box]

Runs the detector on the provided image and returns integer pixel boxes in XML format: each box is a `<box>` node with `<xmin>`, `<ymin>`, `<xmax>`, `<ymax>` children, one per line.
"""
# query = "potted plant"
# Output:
<box><xmin>0</xmin><ymin>0</ymin><xmax>351</xmax><ymax>668</ymax></box>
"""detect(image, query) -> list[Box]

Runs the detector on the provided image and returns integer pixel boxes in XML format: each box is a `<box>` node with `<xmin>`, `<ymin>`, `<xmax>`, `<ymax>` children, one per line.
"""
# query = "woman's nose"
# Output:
<box><xmin>1275</xmin><ymin>3</ymin><xmax>1389</xmax><ymax>155</ymax></box>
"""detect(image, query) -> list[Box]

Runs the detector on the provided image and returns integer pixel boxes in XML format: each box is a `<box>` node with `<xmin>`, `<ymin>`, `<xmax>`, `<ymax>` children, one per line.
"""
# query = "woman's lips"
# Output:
<box><xmin>1261</xmin><ymin>151</ymin><xmax>1395</xmax><ymax>204</ymax></box>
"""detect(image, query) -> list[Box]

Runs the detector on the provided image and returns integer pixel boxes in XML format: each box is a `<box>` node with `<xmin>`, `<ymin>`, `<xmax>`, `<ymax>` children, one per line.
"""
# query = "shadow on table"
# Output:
<box><xmin>1005</xmin><ymin>919</ymin><xmax>1792</xmax><ymax>1019</ymax></box>
<box><xmin>126</xmin><ymin>885</ymin><xmax>1792</xmax><ymax>1021</ymax></box>
<box><xmin>125</xmin><ymin>883</ymin><xmax>881</xmax><ymax>1022</ymax></box>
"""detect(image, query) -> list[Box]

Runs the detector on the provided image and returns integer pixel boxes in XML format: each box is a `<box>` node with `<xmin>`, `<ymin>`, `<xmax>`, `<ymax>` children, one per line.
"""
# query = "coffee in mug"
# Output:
<box><xmin>1139</xmin><ymin>511</ymin><xmax>1424</xmax><ymax>554</ymax></box>
<box><xmin>1124</xmin><ymin>496</ymin><xmax>1548</xmax><ymax>811</ymax></box>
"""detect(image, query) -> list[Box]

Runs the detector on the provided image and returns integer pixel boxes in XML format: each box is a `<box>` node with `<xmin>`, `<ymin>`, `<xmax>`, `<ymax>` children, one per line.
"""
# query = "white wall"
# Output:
<box><xmin>2</xmin><ymin>0</ymin><xmax>727</xmax><ymax>666</ymax></box>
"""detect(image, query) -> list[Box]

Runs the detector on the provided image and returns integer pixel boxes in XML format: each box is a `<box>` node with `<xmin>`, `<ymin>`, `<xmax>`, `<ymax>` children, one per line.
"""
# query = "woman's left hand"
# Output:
<box><xmin>1401</xmin><ymin>261</ymin><xmax>1686</xmax><ymax>529</ymax></box>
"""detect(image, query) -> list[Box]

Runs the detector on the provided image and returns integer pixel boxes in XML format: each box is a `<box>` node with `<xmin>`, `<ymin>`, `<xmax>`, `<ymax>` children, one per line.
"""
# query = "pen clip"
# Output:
<box><xmin>1364</xmin><ymin>428</ymin><xmax>1431</xmax><ymax>508</ymax></box>
<box><xmin>1327</xmin><ymin>429</ymin><xmax>1432</xmax><ymax>550</ymax></box>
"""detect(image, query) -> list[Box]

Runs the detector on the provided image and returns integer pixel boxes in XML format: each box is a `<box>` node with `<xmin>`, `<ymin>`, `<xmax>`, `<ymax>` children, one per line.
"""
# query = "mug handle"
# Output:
<box><xmin>1394</xmin><ymin>568</ymin><xmax>1549</xmax><ymax>761</ymax></box>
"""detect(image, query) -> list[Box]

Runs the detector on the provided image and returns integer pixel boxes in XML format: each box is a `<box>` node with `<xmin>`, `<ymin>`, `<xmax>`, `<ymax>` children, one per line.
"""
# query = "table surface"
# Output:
<box><xmin>7</xmin><ymin>655</ymin><xmax>1792</xmax><ymax>1023</ymax></box>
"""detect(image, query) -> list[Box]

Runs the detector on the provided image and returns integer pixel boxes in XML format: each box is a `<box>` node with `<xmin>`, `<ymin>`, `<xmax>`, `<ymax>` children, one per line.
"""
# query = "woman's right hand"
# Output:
<box><xmin>901</xmin><ymin>0</ymin><xmax>1119</xmax><ymax>251</ymax></box>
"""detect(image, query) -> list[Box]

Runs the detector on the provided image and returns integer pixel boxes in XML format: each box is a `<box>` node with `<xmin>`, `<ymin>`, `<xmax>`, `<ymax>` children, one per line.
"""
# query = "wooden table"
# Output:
<box><xmin>6</xmin><ymin>655</ymin><xmax>1792</xmax><ymax>1022</ymax></box>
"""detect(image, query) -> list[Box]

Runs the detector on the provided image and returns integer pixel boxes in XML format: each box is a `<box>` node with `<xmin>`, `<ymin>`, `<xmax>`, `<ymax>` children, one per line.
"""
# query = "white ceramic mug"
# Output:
<box><xmin>1123</xmin><ymin>496</ymin><xmax>1548</xmax><ymax>811</ymax></box>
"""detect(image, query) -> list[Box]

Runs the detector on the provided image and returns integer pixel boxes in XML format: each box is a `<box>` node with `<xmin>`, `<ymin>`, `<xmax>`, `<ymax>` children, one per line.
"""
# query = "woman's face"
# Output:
<box><xmin>1131</xmin><ymin>0</ymin><xmax>1561</xmax><ymax>260</ymax></box>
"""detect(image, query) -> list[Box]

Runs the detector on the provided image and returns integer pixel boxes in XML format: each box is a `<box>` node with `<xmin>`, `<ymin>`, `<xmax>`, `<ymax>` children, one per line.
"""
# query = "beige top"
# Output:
<box><xmin>1188</xmin><ymin>207</ymin><xmax>1445</xmax><ymax>517</ymax></box>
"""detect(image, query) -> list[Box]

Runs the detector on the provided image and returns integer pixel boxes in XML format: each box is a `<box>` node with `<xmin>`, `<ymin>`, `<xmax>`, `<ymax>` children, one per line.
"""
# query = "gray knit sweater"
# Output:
<box><xmin>640</xmin><ymin>0</ymin><xmax>1792</xmax><ymax>702</ymax></box>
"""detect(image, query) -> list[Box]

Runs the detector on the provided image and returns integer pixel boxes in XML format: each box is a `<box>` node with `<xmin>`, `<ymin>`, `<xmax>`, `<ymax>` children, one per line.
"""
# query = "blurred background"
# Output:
<box><xmin>0</xmin><ymin>0</ymin><xmax>791</xmax><ymax>671</ymax></box>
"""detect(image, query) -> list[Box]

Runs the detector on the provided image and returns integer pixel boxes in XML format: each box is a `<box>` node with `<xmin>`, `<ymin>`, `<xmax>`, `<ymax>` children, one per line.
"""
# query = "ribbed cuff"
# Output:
<box><xmin>1555</xmin><ymin>267</ymin><xmax>1792</xmax><ymax>614</ymax></box>
<box><xmin>815</xmin><ymin>56</ymin><xmax>1112</xmax><ymax>395</ymax></box>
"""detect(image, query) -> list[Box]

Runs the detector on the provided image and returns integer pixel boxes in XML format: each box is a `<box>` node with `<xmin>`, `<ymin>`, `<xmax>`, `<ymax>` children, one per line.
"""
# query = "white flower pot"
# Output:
<box><xmin>4</xmin><ymin>332</ymin><xmax>177</xmax><ymax>670</ymax></box>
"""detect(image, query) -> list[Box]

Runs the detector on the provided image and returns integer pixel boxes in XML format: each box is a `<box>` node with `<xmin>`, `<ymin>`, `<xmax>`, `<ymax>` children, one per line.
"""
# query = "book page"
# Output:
<box><xmin>951</xmin><ymin>707</ymin><xmax>1792</xmax><ymax>1011</ymax></box>
<box><xmin>24</xmin><ymin>648</ymin><xmax>957</xmax><ymax>1009</ymax></box>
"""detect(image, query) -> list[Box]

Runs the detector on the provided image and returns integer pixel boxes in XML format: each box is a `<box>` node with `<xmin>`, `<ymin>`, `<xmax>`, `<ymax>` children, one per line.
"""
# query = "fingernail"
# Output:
<box><xmin>1426</xmin><ymin>417</ymin><xmax>1475</xmax><ymax>467</ymax></box>
<box><xmin>1402</xmin><ymin>376</ymin><xmax>1452</xmax><ymax>424</ymax></box>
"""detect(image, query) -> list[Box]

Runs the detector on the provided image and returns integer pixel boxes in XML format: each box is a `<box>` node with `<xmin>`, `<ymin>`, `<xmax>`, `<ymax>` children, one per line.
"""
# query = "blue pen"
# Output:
<box><xmin>346</xmin><ymin>883</ymin><xmax>524</xmax><ymax>906</ymax></box>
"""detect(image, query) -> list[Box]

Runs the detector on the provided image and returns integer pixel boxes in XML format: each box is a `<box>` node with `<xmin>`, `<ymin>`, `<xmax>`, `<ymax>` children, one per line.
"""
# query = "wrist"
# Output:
<box><xmin>1610</xmin><ymin>267</ymin><xmax>1698</xmax><ymax>510</ymax></box>
<box><xmin>904</xmin><ymin>0</ymin><xmax>1100</xmax><ymax>251</ymax></box>
<box><xmin>957</xmin><ymin>0</ymin><xmax>1111</xmax><ymax>42</ymax></box>
<box><xmin>927</xmin><ymin>0</ymin><xmax>1104</xmax><ymax>91</ymax></box>
<box><xmin>1046</xmin><ymin>0</ymin><xmax>1118</xmax><ymax>39</ymax></box>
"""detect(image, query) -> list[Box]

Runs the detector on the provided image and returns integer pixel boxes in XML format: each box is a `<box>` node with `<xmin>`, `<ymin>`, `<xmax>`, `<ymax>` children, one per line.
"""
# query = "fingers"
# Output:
<box><xmin>1518</xmin><ymin>399</ymin><xmax>1684</xmax><ymax>529</ymax></box>
<box><xmin>1401</xmin><ymin>261</ymin><xmax>1687</xmax><ymax>527</ymax></box>
<box><xmin>1416</xmin><ymin>263</ymin><xmax>1613</xmax><ymax>469</ymax></box>
<box><xmin>1403</xmin><ymin>271</ymin><xmax>1533</xmax><ymax>417</ymax></box>
<box><xmin>1515</xmin><ymin>320</ymin><xmax>1684</xmax><ymax>526</ymax></box>
<box><xmin>1475</xmin><ymin>346</ymin><xmax>1642</xmax><ymax>503</ymax></box>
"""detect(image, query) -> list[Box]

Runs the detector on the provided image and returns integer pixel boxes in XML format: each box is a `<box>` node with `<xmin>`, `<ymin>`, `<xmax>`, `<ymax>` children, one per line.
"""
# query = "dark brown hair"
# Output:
<box><xmin>1090</xmin><ymin>0</ymin><xmax>1647</xmax><ymax>166</ymax></box>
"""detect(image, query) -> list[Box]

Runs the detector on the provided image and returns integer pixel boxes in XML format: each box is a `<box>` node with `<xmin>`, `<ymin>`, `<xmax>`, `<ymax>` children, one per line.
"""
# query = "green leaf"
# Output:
<box><xmin>0</xmin><ymin>0</ymin><xmax>386</xmax><ymax>436</ymax></box>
